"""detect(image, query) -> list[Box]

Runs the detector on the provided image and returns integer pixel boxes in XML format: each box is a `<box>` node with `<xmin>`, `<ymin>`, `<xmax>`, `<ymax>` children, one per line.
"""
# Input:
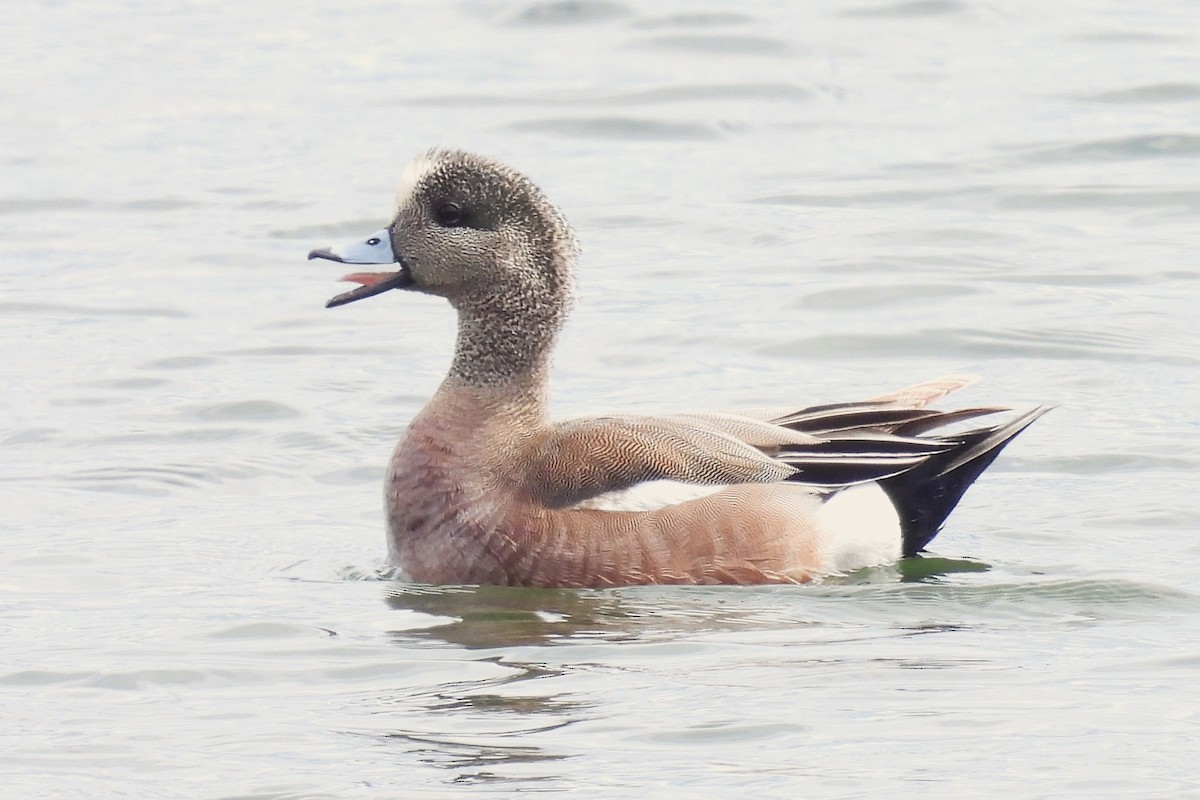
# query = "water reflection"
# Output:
<box><xmin>383</xmin><ymin>584</ymin><xmax>635</xmax><ymax>649</ymax></box>
<box><xmin>370</xmin><ymin>568</ymin><xmax>1197</xmax><ymax>788</ymax></box>
<box><xmin>373</xmin><ymin>585</ymin><xmax>607</xmax><ymax>786</ymax></box>
<box><xmin>380</xmin><ymin>557</ymin><xmax>994</xmax><ymax>652</ymax></box>
<box><xmin>371</xmin><ymin>577</ymin><xmax>988</xmax><ymax>788</ymax></box>
<box><xmin>357</xmin><ymin>655</ymin><xmax>580</xmax><ymax>786</ymax></box>
<box><xmin>378</xmin><ymin>727</ymin><xmax>573</xmax><ymax>786</ymax></box>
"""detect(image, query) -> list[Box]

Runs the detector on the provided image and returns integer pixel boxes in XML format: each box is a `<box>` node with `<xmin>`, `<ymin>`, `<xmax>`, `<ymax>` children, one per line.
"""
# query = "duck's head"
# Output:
<box><xmin>309</xmin><ymin>150</ymin><xmax>578</xmax><ymax>314</ymax></box>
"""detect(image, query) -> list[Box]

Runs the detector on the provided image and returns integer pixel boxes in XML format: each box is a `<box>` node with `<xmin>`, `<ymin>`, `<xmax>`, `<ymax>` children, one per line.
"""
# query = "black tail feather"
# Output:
<box><xmin>880</xmin><ymin>406</ymin><xmax>1052</xmax><ymax>556</ymax></box>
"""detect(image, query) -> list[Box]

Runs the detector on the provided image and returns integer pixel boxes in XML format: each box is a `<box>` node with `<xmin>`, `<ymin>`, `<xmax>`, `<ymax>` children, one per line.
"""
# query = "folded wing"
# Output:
<box><xmin>527</xmin><ymin>376</ymin><xmax>1041</xmax><ymax>524</ymax></box>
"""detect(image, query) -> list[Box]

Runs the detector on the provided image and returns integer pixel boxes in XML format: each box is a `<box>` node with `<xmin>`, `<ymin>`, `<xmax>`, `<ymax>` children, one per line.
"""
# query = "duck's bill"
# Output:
<box><xmin>308</xmin><ymin>228</ymin><xmax>396</xmax><ymax>265</ymax></box>
<box><xmin>323</xmin><ymin>269</ymin><xmax>413</xmax><ymax>308</ymax></box>
<box><xmin>307</xmin><ymin>229</ymin><xmax>413</xmax><ymax>307</ymax></box>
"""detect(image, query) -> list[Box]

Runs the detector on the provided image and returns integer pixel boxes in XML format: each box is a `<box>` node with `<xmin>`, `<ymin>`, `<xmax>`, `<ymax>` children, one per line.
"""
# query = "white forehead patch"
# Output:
<box><xmin>393</xmin><ymin>153</ymin><xmax>439</xmax><ymax>213</ymax></box>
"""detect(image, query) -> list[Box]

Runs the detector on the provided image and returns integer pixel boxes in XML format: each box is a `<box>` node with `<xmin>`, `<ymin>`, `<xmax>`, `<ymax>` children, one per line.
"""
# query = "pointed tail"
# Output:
<box><xmin>879</xmin><ymin>405</ymin><xmax>1052</xmax><ymax>556</ymax></box>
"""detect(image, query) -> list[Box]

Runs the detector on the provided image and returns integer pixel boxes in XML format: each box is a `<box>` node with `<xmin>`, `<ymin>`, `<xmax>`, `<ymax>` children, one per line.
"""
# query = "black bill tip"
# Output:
<box><xmin>308</xmin><ymin>248</ymin><xmax>344</xmax><ymax>262</ymax></box>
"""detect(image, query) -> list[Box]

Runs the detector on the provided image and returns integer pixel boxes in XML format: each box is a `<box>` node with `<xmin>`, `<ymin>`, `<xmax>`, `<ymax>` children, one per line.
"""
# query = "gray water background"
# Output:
<box><xmin>3</xmin><ymin>1</ymin><xmax>1199</xmax><ymax>797</ymax></box>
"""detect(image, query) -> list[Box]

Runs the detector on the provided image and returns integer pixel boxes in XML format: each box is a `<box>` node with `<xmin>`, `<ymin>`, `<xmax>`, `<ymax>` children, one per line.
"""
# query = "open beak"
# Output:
<box><xmin>307</xmin><ymin>228</ymin><xmax>413</xmax><ymax>308</ymax></box>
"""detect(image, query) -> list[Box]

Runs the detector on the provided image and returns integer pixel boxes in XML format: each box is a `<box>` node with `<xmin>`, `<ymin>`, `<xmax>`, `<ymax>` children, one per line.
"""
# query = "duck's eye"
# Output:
<box><xmin>366</xmin><ymin>237</ymin><xmax>381</xmax><ymax>245</ymax></box>
<box><xmin>435</xmin><ymin>202</ymin><xmax>464</xmax><ymax>227</ymax></box>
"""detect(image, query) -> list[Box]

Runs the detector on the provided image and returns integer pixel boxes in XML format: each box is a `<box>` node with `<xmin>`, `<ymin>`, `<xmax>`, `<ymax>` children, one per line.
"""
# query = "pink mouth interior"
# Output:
<box><xmin>342</xmin><ymin>272</ymin><xmax>392</xmax><ymax>286</ymax></box>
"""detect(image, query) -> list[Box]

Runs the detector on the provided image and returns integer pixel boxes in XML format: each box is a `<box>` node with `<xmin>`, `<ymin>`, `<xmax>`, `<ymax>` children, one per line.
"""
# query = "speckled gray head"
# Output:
<box><xmin>308</xmin><ymin>149</ymin><xmax>579</xmax><ymax>311</ymax></box>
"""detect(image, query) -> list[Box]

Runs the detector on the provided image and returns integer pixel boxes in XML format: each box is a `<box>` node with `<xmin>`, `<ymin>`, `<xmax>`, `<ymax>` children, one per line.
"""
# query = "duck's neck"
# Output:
<box><xmin>446</xmin><ymin>288</ymin><xmax>567</xmax><ymax>398</ymax></box>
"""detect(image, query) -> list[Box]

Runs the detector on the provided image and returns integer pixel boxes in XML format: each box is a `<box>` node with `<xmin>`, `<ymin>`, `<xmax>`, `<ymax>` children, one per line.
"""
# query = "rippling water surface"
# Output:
<box><xmin>3</xmin><ymin>1</ymin><xmax>1199</xmax><ymax>797</ymax></box>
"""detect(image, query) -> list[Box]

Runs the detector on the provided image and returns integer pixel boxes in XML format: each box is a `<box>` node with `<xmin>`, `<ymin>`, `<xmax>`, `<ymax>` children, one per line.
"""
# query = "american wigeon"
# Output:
<box><xmin>309</xmin><ymin>149</ymin><xmax>1048</xmax><ymax>587</ymax></box>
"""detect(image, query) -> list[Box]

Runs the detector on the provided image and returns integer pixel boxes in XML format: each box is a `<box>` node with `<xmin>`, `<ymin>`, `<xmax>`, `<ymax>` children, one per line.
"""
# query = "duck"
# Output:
<box><xmin>308</xmin><ymin>149</ymin><xmax>1048</xmax><ymax>587</ymax></box>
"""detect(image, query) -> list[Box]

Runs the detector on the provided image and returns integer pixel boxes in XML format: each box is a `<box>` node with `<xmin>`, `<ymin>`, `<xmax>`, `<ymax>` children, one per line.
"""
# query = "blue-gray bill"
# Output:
<box><xmin>307</xmin><ymin>228</ymin><xmax>412</xmax><ymax>307</ymax></box>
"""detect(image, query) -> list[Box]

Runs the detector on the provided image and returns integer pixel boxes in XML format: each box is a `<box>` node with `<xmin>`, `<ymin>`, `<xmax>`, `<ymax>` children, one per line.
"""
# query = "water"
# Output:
<box><xmin>3</xmin><ymin>0</ymin><xmax>1199</xmax><ymax>796</ymax></box>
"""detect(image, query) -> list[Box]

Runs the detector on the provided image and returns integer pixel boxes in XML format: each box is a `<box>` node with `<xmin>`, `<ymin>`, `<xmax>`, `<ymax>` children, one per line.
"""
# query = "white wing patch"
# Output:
<box><xmin>570</xmin><ymin>480</ymin><xmax>728</xmax><ymax>512</ymax></box>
